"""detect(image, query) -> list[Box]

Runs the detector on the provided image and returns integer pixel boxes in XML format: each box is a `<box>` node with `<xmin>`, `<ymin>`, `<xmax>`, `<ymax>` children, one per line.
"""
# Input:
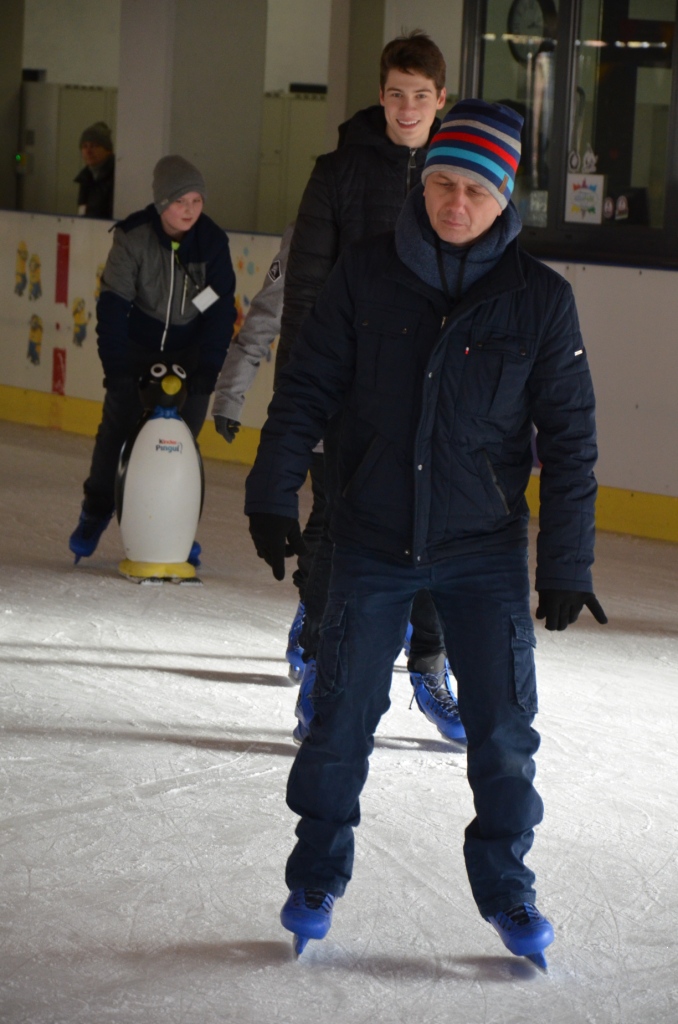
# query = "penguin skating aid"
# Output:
<box><xmin>115</xmin><ymin>362</ymin><xmax>204</xmax><ymax>583</ymax></box>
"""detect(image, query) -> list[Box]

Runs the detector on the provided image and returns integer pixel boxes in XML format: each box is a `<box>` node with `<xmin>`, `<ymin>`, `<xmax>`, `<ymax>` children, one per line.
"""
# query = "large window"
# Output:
<box><xmin>461</xmin><ymin>0</ymin><xmax>678</xmax><ymax>266</ymax></box>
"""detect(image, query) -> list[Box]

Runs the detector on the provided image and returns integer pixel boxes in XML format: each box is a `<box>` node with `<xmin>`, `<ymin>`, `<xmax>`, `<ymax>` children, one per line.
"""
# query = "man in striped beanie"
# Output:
<box><xmin>418</xmin><ymin>98</ymin><xmax>523</xmax><ymax>260</ymax></box>
<box><xmin>246</xmin><ymin>94</ymin><xmax>606</xmax><ymax>966</ymax></box>
<box><xmin>423</xmin><ymin>98</ymin><xmax>523</xmax><ymax>220</ymax></box>
<box><xmin>393</xmin><ymin>97</ymin><xmax>525</xmax><ymax>298</ymax></box>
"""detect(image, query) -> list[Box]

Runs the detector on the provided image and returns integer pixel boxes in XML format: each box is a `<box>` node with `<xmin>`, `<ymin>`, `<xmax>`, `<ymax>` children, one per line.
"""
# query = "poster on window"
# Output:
<box><xmin>564</xmin><ymin>174</ymin><xmax>605</xmax><ymax>224</ymax></box>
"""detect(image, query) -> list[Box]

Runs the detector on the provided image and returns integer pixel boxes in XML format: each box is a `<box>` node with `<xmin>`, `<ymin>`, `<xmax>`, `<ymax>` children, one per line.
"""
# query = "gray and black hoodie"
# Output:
<box><xmin>97</xmin><ymin>203</ymin><xmax>237</xmax><ymax>392</ymax></box>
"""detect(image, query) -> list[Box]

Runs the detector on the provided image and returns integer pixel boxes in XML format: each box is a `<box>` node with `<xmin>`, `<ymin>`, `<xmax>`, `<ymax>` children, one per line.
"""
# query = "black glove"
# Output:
<box><xmin>214</xmin><ymin>415</ymin><xmax>241</xmax><ymax>443</ymax></box>
<box><xmin>248</xmin><ymin>513</ymin><xmax>306</xmax><ymax>581</ymax></box>
<box><xmin>536</xmin><ymin>590</ymin><xmax>608</xmax><ymax>631</ymax></box>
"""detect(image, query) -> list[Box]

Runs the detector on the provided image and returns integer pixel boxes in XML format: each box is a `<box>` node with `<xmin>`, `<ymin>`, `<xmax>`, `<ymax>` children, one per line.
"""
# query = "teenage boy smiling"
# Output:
<box><xmin>379</xmin><ymin>67</ymin><xmax>445</xmax><ymax>148</ymax></box>
<box><xmin>272</xmin><ymin>32</ymin><xmax>467</xmax><ymax>746</ymax></box>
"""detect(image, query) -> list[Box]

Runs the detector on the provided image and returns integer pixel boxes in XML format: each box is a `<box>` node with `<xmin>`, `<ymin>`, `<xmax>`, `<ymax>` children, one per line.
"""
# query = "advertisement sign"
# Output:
<box><xmin>564</xmin><ymin>174</ymin><xmax>605</xmax><ymax>224</ymax></box>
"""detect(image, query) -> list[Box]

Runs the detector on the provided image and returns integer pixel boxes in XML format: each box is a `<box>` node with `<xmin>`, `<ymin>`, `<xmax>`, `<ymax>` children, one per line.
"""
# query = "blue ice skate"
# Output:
<box><xmin>402</xmin><ymin>621</ymin><xmax>413</xmax><ymax>657</ymax></box>
<box><xmin>286</xmin><ymin>601</ymin><xmax>305</xmax><ymax>683</ymax></box>
<box><xmin>281</xmin><ymin>888</ymin><xmax>335</xmax><ymax>956</ymax></box>
<box><xmin>69</xmin><ymin>507</ymin><xmax>114</xmax><ymax>564</ymax></box>
<box><xmin>410</xmin><ymin>660</ymin><xmax>466</xmax><ymax>742</ymax></box>
<box><xmin>487</xmin><ymin>903</ymin><xmax>554</xmax><ymax>970</ymax></box>
<box><xmin>292</xmin><ymin>658</ymin><xmax>316</xmax><ymax>744</ymax></box>
<box><xmin>188</xmin><ymin>541</ymin><xmax>201</xmax><ymax>567</ymax></box>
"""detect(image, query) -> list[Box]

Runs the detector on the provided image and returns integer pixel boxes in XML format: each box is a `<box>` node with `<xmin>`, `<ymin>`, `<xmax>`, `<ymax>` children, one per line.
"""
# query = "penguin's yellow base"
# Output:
<box><xmin>118</xmin><ymin>559</ymin><xmax>197</xmax><ymax>581</ymax></box>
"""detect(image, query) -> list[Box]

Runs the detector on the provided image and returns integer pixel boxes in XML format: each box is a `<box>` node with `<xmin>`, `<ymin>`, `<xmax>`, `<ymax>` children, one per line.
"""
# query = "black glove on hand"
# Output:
<box><xmin>536</xmin><ymin>590</ymin><xmax>608</xmax><ymax>631</ymax></box>
<box><xmin>214</xmin><ymin>415</ymin><xmax>241</xmax><ymax>443</ymax></box>
<box><xmin>248</xmin><ymin>513</ymin><xmax>306</xmax><ymax>581</ymax></box>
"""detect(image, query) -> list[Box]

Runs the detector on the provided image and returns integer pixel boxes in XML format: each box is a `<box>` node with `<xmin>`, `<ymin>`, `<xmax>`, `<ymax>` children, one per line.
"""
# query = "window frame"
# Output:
<box><xmin>460</xmin><ymin>0</ymin><xmax>678</xmax><ymax>268</ymax></box>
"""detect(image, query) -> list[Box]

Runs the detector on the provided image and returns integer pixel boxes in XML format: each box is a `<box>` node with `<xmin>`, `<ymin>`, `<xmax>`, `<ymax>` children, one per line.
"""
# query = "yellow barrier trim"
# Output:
<box><xmin>2</xmin><ymin>384</ymin><xmax>676</xmax><ymax>543</ymax></box>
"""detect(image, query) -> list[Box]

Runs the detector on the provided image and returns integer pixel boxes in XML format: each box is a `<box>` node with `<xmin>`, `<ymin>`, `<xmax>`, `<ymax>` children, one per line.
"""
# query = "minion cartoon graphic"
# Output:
<box><xmin>15</xmin><ymin>242</ymin><xmax>28</xmax><ymax>296</ymax></box>
<box><xmin>72</xmin><ymin>297</ymin><xmax>91</xmax><ymax>346</ymax></box>
<box><xmin>28</xmin><ymin>254</ymin><xmax>42</xmax><ymax>301</ymax></box>
<box><xmin>94</xmin><ymin>263</ymin><xmax>105</xmax><ymax>301</ymax></box>
<box><xmin>27</xmin><ymin>314</ymin><xmax>43</xmax><ymax>365</ymax></box>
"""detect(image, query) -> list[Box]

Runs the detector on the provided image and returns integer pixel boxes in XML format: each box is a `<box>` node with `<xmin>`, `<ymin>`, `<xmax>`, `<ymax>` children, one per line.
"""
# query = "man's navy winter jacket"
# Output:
<box><xmin>245</xmin><ymin>232</ymin><xmax>598</xmax><ymax>593</ymax></box>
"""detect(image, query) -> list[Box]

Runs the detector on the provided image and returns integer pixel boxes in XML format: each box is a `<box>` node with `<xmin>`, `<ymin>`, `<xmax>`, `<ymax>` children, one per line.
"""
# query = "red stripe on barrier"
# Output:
<box><xmin>55</xmin><ymin>233</ymin><xmax>70</xmax><ymax>305</ymax></box>
<box><xmin>52</xmin><ymin>347</ymin><xmax>66</xmax><ymax>395</ymax></box>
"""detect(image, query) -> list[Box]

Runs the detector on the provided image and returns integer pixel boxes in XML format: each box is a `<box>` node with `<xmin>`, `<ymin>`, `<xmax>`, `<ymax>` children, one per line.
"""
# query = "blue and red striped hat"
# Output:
<box><xmin>422</xmin><ymin>99</ymin><xmax>523</xmax><ymax>210</ymax></box>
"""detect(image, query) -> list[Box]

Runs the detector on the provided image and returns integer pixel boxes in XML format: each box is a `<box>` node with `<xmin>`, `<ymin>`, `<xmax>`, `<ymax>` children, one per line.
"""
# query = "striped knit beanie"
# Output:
<box><xmin>422</xmin><ymin>99</ymin><xmax>523</xmax><ymax>210</ymax></box>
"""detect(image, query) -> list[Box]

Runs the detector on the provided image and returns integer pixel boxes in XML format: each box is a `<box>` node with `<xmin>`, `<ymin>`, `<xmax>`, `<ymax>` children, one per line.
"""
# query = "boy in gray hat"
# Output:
<box><xmin>75</xmin><ymin>121</ymin><xmax>115</xmax><ymax>218</ymax></box>
<box><xmin>69</xmin><ymin>155</ymin><xmax>237</xmax><ymax>564</ymax></box>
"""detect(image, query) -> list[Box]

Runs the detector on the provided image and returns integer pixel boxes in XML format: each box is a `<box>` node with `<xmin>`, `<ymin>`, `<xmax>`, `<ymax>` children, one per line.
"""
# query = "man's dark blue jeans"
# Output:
<box><xmin>285</xmin><ymin>543</ymin><xmax>543</xmax><ymax>919</ymax></box>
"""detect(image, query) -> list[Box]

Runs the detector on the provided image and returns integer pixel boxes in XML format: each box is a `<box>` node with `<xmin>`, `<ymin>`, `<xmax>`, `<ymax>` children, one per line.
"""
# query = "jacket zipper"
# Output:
<box><xmin>160</xmin><ymin>246</ymin><xmax>177</xmax><ymax>351</ymax></box>
<box><xmin>407</xmin><ymin>149</ymin><xmax>417</xmax><ymax>193</ymax></box>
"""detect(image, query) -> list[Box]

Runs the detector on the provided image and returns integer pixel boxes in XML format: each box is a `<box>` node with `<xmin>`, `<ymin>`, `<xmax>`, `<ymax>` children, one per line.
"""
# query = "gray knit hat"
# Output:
<box><xmin>79</xmin><ymin>121</ymin><xmax>113</xmax><ymax>151</ymax></box>
<box><xmin>153</xmin><ymin>155</ymin><xmax>206</xmax><ymax>212</ymax></box>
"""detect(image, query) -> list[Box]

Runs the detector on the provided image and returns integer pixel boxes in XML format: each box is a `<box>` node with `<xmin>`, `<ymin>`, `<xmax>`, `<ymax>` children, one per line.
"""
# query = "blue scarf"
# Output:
<box><xmin>395</xmin><ymin>183</ymin><xmax>522</xmax><ymax>303</ymax></box>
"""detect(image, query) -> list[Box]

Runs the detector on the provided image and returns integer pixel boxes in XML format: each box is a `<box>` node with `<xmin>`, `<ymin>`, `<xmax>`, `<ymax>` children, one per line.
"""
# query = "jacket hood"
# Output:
<box><xmin>115</xmin><ymin>203</ymin><xmax>201</xmax><ymax>253</ymax></box>
<box><xmin>337</xmin><ymin>104</ymin><xmax>441</xmax><ymax>151</ymax></box>
<box><xmin>395</xmin><ymin>183</ymin><xmax>523</xmax><ymax>300</ymax></box>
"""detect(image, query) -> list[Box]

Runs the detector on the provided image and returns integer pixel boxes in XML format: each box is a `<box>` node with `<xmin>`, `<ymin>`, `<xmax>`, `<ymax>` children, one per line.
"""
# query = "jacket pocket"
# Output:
<box><xmin>460</xmin><ymin>332</ymin><xmax>532</xmax><ymax>420</ymax></box>
<box><xmin>342</xmin><ymin>434</ymin><xmax>401</xmax><ymax>505</ymax></box>
<box><xmin>510</xmin><ymin>614</ymin><xmax>537</xmax><ymax>713</ymax></box>
<box><xmin>355</xmin><ymin>306</ymin><xmax>420</xmax><ymax>396</ymax></box>
<box><xmin>473</xmin><ymin>448</ymin><xmax>511</xmax><ymax>517</ymax></box>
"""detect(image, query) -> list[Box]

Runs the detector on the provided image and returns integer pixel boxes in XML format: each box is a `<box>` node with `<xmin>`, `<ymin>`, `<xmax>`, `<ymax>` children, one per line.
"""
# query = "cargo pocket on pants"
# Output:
<box><xmin>510</xmin><ymin>614</ymin><xmax>538</xmax><ymax>713</ymax></box>
<box><xmin>315</xmin><ymin>597</ymin><xmax>348</xmax><ymax>701</ymax></box>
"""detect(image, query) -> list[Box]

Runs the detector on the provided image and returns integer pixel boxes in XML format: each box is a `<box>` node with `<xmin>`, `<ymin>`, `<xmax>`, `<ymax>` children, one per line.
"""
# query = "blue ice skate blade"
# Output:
<box><xmin>288</xmin><ymin>662</ymin><xmax>304</xmax><ymax>684</ymax></box>
<box><xmin>526</xmin><ymin>950</ymin><xmax>548</xmax><ymax>970</ymax></box>
<box><xmin>293</xmin><ymin>934</ymin><xmax>309</xmax><ymax>956</ymax></box>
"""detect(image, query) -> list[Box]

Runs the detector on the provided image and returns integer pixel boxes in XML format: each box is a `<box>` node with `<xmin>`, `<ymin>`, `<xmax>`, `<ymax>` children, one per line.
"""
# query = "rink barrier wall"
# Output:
<box><xmin>1</xmin><ymin>382</ymin><xmax>677</xmax><ymax>544</ymax></box>
<box><xmin>1</xmin><ymin>211</ymin><xmax>677</xmax><ymax>543</ymax></box>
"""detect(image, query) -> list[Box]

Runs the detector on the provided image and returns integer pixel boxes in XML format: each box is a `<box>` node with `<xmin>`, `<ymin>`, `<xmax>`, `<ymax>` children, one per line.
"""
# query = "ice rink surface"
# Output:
<box><xmin>1</xmin><ymin>420</ymin><xmax>677</xmax><ymax>1024</ymax></box>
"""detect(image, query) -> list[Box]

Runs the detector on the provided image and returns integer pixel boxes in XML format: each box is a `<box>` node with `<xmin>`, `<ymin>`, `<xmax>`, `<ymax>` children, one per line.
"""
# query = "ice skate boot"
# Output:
<box><xmin>69</xmin><ymin>506</ymin><xmax>114</xmax><ymax>563</ymax></box>
<box><xmin>292</xmin><ymin>658</ymin><xmax>316</xmax><ymax>744</ymax></box>
<box><xmin>286</xmin><ymin>601</ymin><xmax>305</xmax><ymax>682</ymax></box>
<box><xmin>409</xmin><ymin>655</ymin><xmax>466</xmax><ymax>742</ymax></box>
<box><xmin>188</xmin><ymin>541</ymin><xmax>201</xmax><ymax>567</ymax></box>
<box><xmin>487</xmin><ymin>902</ymin><xmax>554</xmax><ymax>970</ymax></box>
<box><xmin>281</xmin><ymin>888</ymin><xmax>335</xmax><ymax>956</ymax></box>
<box><xmin>402</xmin><ymin>621</ymin><xmax>413</xmax><ymax>657</ymax></box>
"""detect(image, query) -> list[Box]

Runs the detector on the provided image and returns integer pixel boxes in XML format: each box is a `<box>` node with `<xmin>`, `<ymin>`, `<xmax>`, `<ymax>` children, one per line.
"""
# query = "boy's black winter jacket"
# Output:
<box><xmin>96</xmin><ymin>204</ymin><xmax>237</xmax><ymax>392</ymax></box>
<box><xmin>246</xmin><ymin>232</ymin><xmax>598</xmax><ymax>593</ymax></box>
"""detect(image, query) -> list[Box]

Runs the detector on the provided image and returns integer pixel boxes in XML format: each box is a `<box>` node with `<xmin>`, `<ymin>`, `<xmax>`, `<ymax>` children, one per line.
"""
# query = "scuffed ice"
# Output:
<box><xmin>0</xmin><ymin>421</ymin><xmax>677</xmax><ymax>1024</ymax></box>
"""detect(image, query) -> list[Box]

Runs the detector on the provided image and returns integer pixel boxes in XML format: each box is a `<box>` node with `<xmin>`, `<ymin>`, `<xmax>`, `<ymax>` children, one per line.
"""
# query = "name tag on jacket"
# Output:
<box><xmin>192</xmin><ymin>285</ymin><xmax>219</xmax><ymax>312</ymax></box>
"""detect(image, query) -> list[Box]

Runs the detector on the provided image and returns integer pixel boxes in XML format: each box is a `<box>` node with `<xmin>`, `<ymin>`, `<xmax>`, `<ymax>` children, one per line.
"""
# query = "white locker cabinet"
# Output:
<box><xmin>256</xmin><ymin>92</ymin><xmax>326</xmax><ymax>234</ymax></box>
